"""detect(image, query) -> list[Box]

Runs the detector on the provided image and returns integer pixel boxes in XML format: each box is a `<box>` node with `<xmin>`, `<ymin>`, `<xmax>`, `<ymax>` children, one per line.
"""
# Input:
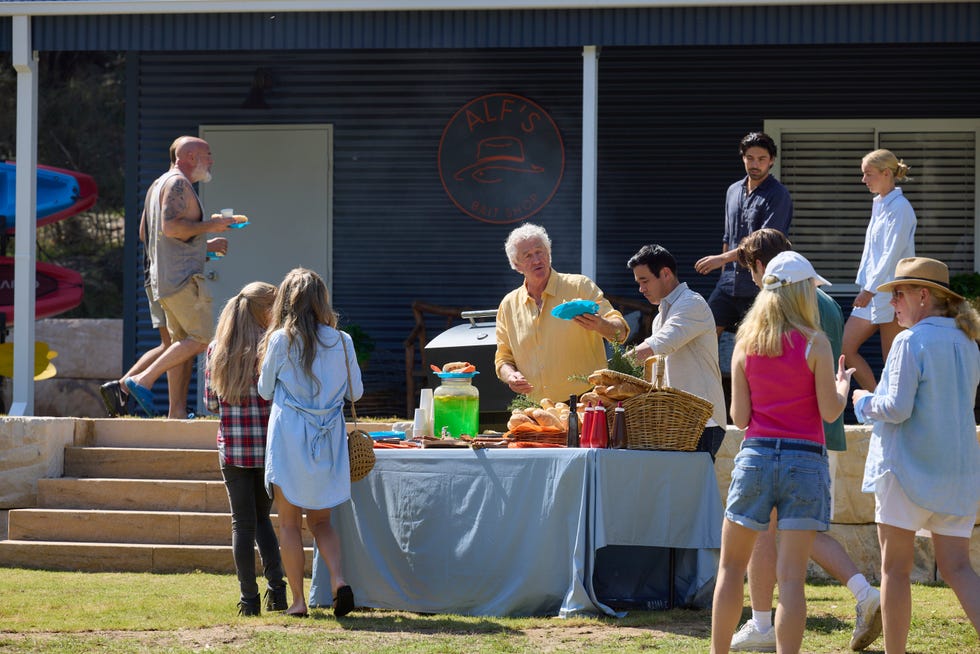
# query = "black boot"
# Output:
<box><xmin>237</xmin><ymin>594</ymin><xmax>261</xmax><ymax>616</ymax></box>
<box><xmin>264</xmin><ymin>584</ymin><xmax>288</xmax><ymax>612</ymax></box>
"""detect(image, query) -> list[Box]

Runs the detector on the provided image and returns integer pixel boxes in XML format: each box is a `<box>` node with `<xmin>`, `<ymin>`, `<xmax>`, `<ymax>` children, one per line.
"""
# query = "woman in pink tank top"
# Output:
<box><xmin>710</xmin><ymin>251</ymin><xmax>854</xmax><ymax>654</ymax></box>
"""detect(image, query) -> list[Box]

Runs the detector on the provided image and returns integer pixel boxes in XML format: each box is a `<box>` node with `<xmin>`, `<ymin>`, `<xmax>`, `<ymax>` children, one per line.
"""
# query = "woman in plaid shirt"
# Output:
<box><xmin>205</xmin><ymin>281</ymin><xmax>287</xmax><ymax>617</ymax></box>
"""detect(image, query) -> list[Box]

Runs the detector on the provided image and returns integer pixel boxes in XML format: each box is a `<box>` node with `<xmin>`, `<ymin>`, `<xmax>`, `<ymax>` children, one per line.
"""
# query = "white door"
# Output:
<box><xmin>196</xmin><ymin>124</ymin><xmax>333</xmax><ymax>412</ymax></box>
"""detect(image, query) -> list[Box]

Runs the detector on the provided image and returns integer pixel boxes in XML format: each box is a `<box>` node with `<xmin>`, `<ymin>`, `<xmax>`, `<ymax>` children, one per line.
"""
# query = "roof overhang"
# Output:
<box><xmin>0</xmin><ymin>0</ymin><xmax>970</xmax><ymax>18</ymax></box>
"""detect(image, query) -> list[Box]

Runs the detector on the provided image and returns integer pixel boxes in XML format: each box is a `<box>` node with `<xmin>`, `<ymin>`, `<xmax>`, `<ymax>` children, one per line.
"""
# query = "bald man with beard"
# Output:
<box><xmin>123</xmin><ymin>136</ymin><xmax>237</xmax><ymax>418</ymax></box>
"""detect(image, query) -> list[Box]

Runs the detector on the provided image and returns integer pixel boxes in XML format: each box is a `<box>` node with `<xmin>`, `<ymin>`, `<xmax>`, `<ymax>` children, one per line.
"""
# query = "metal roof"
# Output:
<box><xmin>1</xmin><ymin>0</ymin><xmax>972</xmax><ymax>18</ymax></box>
<box><xmin>3</xmin><ymin>3</ymin><xmax>979</xmax><ymax>50</ymax></box>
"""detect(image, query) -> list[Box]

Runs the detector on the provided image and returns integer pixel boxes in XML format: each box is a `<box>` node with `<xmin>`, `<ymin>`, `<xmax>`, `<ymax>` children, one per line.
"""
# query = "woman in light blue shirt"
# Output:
<box><xmin>853</xmin><ymin>257</ymin><xmax>980</xmax><ymax>653</ymax></box>
<box><xmin>258</xmin><ymin>268</ymin><xmax>363</xmax><ymax>619</ymax></box>
<box><xmin>844</xmin><ymin>149</ymin><xmax>917</xmax><ymax>391</ymax></box>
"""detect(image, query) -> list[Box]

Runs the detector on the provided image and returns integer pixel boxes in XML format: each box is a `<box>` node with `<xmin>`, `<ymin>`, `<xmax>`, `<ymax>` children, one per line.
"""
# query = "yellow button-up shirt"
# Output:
<box><xmin>495</xmin><ymin>269</ymin><xmax>627</xmax><ymax>403</ymax></box>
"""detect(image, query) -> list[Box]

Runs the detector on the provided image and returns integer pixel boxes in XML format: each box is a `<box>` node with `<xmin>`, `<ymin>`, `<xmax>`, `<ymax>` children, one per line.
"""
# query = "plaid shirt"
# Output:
<box><xmin>205</xmin><ymin>344</ymin><xmax>271</xmax><ymax>468</ymax></box>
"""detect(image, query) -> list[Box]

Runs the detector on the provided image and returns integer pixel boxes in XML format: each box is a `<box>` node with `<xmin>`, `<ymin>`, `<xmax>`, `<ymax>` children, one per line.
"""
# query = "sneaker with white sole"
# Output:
<box><xmin>850</xmin><ymin>588</ymin><xmax>882</xmax><ymax>650</ymax></box>
<box><xmin>731</xmin><ymin>620</ymin><xmax>776</xmax><ymax>652</ymax></box>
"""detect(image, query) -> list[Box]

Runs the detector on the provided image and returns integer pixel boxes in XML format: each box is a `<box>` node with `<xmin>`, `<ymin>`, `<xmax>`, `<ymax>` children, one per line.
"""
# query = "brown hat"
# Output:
<box><xmin>876</xmin><ymin>257</ymin><xmax>964</xmax><ymax>302</ymax></box>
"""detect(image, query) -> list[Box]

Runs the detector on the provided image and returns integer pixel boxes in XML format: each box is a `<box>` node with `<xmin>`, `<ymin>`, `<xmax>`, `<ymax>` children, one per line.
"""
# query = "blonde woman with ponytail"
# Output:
<box><xmin>205</xmin><ymin>281</ymin><xmax>287</xmax><ymax>617</ymax></box>
<box><xmin>853</xmin><ymin>257</ymin><xmax>980</xmax><ymax>653</ymax></box>
<box><xmin>844</xmin><ymin>149</ymin><xmax>917</xmax><ymax>391</ymax></box>
<box><xmin>711</xmin><ymin>251</ymin><xmax>854</xmax><ymax>654</ymax></box>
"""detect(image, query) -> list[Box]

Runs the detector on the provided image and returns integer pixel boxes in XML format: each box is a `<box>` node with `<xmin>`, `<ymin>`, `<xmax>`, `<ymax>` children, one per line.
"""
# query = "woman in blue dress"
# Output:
<box><xmin>258</xmin><ymin>268</ymin><xmax>363</xmax><ymax>618</ymax></box>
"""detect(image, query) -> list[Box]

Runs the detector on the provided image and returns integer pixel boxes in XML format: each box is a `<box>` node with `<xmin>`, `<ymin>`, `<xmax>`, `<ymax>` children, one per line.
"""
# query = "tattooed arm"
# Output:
<box><xmin>159</xmin><ymin>176</ymin><xmax>234</xmax><ymax>240</ymax></box>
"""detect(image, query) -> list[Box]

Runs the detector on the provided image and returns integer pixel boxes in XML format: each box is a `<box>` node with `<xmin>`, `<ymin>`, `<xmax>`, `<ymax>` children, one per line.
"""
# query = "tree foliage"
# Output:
<box><xmin>0</xmin><ymin>51</ymin><xmax>126</xmax><ymax>318</ymax></box>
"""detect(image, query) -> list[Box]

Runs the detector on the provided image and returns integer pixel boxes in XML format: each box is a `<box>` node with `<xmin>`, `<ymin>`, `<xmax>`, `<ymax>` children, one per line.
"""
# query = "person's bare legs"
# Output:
<box><xmin>878</xmin><ymin>523</ymin><xmax>915</xmax><ymax>654</ymax></box>
<box><xmin>745</xmin><ymin>508</ymin><xmax>778</xmax><ymax>620</ymax></box>
<box><xmin>711</xmin><ymin>519</ymin><xmax>760</xmax><ymax>654</ymax></box>
<box><xmin>773</xmin><ymin>529</ymin><xmax>816</xmax><ymax>654</ymax></box>
<box><xmin>121</xmin><ymin>327</ymin><xmax>171</xmax><ymax>384</ymax></box>
<box><xmin>306</xmin><ymin>507</ymin><xmax>348</xmax><ymax>598</ymax></box>
<box><xmin>273</xmin><ymin>486</ymin><xmax>309</xmax><ymax>616</ymax></box>
<box><xmin>877</xmin><ymin>318</ymin><xmax>903</xmax><ymax>364</ymax></box>
<box><xmin>165</xmin><ymin>358</ymin><xmax>194</xmax><ymax>418</ymax></box>
<box><xmin>933</xmin><ymin>532</ymin><xmax>980</xmax><ymax>635</ymax></box>
<box><xmin>842</xmin><ymin>316</ymin><xmax>879</xmax><ymax>391</ymax></box>
<box><xmin>810</xmin><ymin>532</ymin><xmax>860</xmax><ymax>584</ymax></box>
<box><xmin>129</xmin><ymin>338</ymin><xmax>206</xmax><ymax>392</ymax></box>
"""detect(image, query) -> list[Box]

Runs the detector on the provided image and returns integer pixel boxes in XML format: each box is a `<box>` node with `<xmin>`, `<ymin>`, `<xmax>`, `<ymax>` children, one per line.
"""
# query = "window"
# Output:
<box><xmin>766</xmin><ymin>120</ymin><xmax>980</xmax><ymax>294</ymax></box>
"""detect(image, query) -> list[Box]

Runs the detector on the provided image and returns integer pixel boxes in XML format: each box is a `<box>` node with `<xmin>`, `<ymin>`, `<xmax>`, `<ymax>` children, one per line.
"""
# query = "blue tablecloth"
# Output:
<box><xmin>309</xmin><ymin>448</ymin><xmax>722</xmax><ymax>617</ymax></box>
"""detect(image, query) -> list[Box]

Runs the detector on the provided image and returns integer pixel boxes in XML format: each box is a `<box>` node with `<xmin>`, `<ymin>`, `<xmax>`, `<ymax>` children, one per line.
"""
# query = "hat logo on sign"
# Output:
<box><xmin>453</xmin><ymin>136</ymin><xmax>545</xmax><ymax>184</ymax></box>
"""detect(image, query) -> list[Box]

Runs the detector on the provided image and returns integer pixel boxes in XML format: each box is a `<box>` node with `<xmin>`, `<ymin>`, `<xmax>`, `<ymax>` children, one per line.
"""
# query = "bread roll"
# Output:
<box><xmin>442</xmin><ymin>361</ymin><xmax>470</xmax><ymax>373</ymax></box>
<box><xmin>532</xmin><ymin>408</ymin><xmax>563</xmax><ymax>429</ymax></box>
<box><xmin>540</xmin><ymin>397</ymin><xmax>555</xmax><ymax>410</ymax></box>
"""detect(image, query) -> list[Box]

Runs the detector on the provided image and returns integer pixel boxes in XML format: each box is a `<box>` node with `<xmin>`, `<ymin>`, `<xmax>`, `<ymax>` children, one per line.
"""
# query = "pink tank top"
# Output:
<box><xmin>744</xmin><ymin>330</ymin><xmax>824</xmax><ymax>444</ymax></box>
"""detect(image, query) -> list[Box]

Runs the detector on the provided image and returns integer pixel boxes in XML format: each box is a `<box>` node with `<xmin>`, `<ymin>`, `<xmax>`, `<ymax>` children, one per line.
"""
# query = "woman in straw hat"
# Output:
<box><xmin>711</xmin><ymin>251</ymin><xmax>854</xmax><ymax>654</ymax></box>
<box><xmin>853</xmin><ymin>256</ymin><xmax>980</xmax><ymax>652</ymax></box>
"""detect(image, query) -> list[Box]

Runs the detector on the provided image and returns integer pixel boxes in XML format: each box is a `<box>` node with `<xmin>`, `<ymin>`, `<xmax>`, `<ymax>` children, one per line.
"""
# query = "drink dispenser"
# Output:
<box><xmin>432</xmin><ymin>371</ymin><xmax>480</xmax><ymax>438</ymax></box>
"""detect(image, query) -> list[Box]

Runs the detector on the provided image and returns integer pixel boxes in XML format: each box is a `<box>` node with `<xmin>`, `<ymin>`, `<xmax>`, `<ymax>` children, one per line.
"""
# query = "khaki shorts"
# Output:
<box><xmin>159</xmin><ymin>274</ymin><xmax>213</xmax><ymax>344</ymax></box>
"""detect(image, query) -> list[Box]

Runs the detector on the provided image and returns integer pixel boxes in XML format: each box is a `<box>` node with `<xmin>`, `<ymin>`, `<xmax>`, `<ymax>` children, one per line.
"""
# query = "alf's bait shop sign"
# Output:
<box><xmin>438</xmin><ymin>93</ymin><xmax>565</xmax><ymax>225</ymax></box>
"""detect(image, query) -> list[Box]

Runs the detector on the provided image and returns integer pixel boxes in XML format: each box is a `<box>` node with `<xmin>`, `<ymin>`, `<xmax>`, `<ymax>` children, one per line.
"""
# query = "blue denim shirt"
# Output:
<box><xmin>856</xmin><ymin>316</ymin><xmax>980</xmax><ymax>517</ymax></box>
<box><xmin>718</xmin><ymin>174</ymin><xmax>793</xmax><ymax>297</ymax></box>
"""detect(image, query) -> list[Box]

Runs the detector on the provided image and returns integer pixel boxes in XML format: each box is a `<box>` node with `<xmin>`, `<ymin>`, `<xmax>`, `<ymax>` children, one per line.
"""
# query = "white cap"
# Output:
<box><xmin>762</xmin><ymin>251</ymin><xmax>831</xmax><ymax>291</ymax></box>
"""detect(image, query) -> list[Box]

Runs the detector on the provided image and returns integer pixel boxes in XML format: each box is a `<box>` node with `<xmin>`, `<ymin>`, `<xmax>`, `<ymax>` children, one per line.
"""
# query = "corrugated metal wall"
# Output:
<box><xmin>133</xmin><ymin>48</ymin><xmax>584</xmax><ymax>413</ymax></box>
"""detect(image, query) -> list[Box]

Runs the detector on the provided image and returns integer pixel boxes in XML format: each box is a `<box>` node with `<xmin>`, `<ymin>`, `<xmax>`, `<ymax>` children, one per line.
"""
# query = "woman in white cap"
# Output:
<box><xmin>844</xmin><ymin>149</ymin><xmax>917</xmax><ymax>391</ymax></box>
<box><xmin>711</xmin><ymin>251</ymin><xmax>854</xmax><ymax>654</ymax></box>
<box><xmin>852</xmin><ymin>256</ymin><xmax>980</xmax><ymax>652</ymax></box>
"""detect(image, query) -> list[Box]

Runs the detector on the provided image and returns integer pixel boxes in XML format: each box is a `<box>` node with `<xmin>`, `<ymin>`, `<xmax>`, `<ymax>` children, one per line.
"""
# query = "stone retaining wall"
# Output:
<box><xmin>1</xmin><ymin>319</ymin><xmax>123</xmax><ymax>418</ymax></box>
<box><xmin>0</xmin><ymin>417</ymin><xmax>78</xmax><ymax>507</ymax></box>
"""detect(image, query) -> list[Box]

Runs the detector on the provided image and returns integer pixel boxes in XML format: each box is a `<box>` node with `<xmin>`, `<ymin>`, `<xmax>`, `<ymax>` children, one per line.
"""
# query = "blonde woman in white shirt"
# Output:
<box><xmin>843</xmin><ymin>149</ymin><xmax>917</xmax><ymax>391</ymax></box>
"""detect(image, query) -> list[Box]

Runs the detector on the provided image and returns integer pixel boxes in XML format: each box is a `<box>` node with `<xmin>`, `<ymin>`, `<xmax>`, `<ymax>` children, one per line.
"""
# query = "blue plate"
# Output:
<box><xmin>369</xmin><ymin>431</ymin><xmax>406</xmax><ymax>440</ymax></box>
<box><xmin>226</xmin><ymin>221</ymin><xmax>249</xmax><ymax>229</ymax></box>
<box><xmin>551</xmin><ymin>299</ymin><xmax>599</xmax><ymax>320</ymax></box>
<box><xmin>434</xmin><ymin>371</ymin><xmax>479</xmax><ymax>379</ymax></box>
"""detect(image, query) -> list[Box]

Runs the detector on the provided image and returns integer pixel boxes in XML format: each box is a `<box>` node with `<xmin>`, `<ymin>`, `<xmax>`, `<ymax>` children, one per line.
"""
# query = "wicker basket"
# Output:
<box><xmin>618</xmin><ymin>356</ymin><xmax>713</xmax><ymax>451</ymax></box>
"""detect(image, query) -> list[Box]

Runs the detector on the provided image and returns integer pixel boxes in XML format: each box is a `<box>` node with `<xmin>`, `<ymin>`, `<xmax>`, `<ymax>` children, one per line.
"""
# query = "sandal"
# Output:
<box><xmin>333</xmin><ymin>585</ymin><xmax>355</xmax><ymax>617</ymax></box>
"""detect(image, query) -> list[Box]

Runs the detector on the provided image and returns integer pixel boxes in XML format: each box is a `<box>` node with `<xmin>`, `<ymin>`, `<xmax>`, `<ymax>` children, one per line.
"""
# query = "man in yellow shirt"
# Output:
<box><xmin>495</xmin><ymin>223</ymin><xmax>628</xmax><ymax>403</ymax></box>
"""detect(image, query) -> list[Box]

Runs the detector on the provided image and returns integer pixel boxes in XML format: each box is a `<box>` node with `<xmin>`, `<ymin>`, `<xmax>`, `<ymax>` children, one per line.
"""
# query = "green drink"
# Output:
<box><xmin>432</xmin><ymin>392</ymin><xmax>479</xmax><ymax>438</ymax></box>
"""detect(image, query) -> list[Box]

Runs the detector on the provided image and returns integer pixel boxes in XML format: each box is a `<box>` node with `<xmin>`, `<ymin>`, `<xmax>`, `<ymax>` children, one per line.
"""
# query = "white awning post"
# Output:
<box><xmin>10</xmin><ymin>14</ymin><xmax>38</xmax><ymax>416</ymax></box>
<box><xmin>580</xmin><ymin>45</ymin><xmax>598</xmax><ymax>279</ymax></box>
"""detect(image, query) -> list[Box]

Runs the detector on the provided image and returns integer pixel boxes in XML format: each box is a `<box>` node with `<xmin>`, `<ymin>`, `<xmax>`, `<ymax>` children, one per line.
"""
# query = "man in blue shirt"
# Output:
<box><xmin>696</xmin><ymin>132</ymin><xmax>792</xmax><ymax>336</ymax></box>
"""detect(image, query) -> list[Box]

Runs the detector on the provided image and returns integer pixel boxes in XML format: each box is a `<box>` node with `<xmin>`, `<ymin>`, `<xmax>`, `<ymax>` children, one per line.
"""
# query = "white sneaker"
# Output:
<box><xmin>730</xmin><ymin>620</ymin><xmax>777</xmax><ymax>652</ymax></box>
<box><xmin>850</xmin><ymin>588</ymin><xmax>882</xmax><ymax>650</ymax></box>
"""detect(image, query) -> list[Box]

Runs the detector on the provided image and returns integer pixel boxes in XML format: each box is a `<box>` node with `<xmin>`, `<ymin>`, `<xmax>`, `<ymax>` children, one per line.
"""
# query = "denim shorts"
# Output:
<box><xmin>725</xmin><ymin>437</ymin><xmax>831</xmax><ymax>531</ymax></box>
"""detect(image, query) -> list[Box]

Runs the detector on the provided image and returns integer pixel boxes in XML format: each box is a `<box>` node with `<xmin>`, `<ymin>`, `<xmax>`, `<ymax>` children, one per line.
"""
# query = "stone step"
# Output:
<box><xmin>80</xmin><ymin>418</ymin><xmax>219</xmax><ymax>450</ymax></box>
<box><xmin>0</xmin><ymin>540</ymin><xmax>313</xmax><ymax>574</ymax></box>
<box><xmin>37</xmin><ymin>478</ymin><xmax>229</xmax><ymax>513</ymax></box>
<box><xmin>64</xmin><ymin>446</ymin><xmax>222</xmax><ymax>480</ymax></box>
<box><xmin>64</xmin><ymin>447</ymin><xmax>221</xmax><ymax>481</ymax></box>
<box><xmin>7</xmin><ymin>508</ymin><xmax>314</xmax><ymax>547</ymax></box>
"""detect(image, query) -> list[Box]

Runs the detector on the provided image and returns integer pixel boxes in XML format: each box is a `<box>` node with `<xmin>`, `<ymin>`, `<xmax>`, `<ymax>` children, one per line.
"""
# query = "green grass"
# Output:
<box><xmin>0</xmin><ymin>569</ymin><xmax>975</xmax><ymax>652</ymax></box>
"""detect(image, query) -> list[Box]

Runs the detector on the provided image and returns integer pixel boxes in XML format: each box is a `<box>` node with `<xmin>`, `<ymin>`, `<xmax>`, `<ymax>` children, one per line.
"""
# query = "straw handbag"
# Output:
<box><xmin>614</xmin><ymin>355</ymin><xmax>713</xmax><ymax>451</ymax></box>
<box><xmin>342</xmin><ymin>336</ymin><xmax>375</xmax><ymax>482</ymax></box>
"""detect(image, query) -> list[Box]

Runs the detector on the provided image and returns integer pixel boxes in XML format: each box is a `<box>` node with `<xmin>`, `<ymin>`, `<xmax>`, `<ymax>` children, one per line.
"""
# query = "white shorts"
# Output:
<box><xmin>851</xmin><ymin>291</ymin><xmax>894</xmax><ymax>325</ymax></box>
<box><xmin>874</xmin><ymin>472</ymin><xmax>977</xmax><ymax>538</ymax></box>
